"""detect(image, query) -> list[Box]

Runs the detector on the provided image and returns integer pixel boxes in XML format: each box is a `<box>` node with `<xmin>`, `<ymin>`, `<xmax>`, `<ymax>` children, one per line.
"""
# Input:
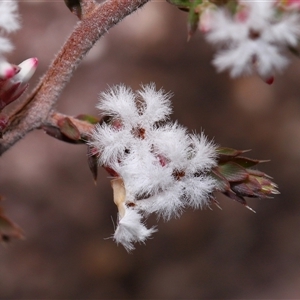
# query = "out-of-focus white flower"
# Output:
<box><xmin>205</xmin><ymin>0</ymin><xmax>300</xmax><ymax>81</ymax></box>
<box><xmin>0</xmin><ymin>0</ymin><xmax>20</xmax><ymax>80</ymax></box>
<box><xmin>90</xmin><ymin>84</ymin><xmax>217</xmax><ymax>251</ymax></box>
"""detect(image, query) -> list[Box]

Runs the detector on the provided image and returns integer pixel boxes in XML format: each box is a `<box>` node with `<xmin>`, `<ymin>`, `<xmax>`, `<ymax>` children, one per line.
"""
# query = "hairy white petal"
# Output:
<box><xmin>97</xmin><ymin>85</ymin><xmax>140</xmax><ymax>126</ymax></box>
<box><xmin>183</xmin><ymin>175</ymin><xmax>216</xmax><ymax>209</ymax></box>
<box><xmin>188</xmin><ymin>133</ymin><xmax>217</xmax><ymax>173</ymax></box>
<box><xmin>91</xmin><ymin>123</ymin><xmax>133</xmax><ymax>165</ymax></box>
<box><xmin>113</xmin><ymin>208</ymin><xmax>156</xmax><ymax>252</ymax></box>
<box><xmin>138</xmin><ymin>184</ymin><xmax>185</xmax><ymax>220</ymax></box>
<box><xmin>118</xmin><ymin>142</ymin><xmax>174</xmax><ymax>196</ymax></box>
<box><xmin>151</xmin><ymin>122</ymin><xmax>190</xmax><ymax>170</ymax></box>
<box><xmin>138</xmin><ymin>83</ymin><xmax>173</xmax><ymax>123</ymax></box>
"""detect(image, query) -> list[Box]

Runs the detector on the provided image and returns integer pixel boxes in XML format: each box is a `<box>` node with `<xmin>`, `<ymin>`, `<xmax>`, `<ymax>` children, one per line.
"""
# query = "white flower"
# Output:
<box><xmin>0</xmin><ymin>0</ymin><xmax>20</xmax><ymax>79</ymax></box>
<box><xmin>90</xmin><ymin>84</ymin><xmax>218</xmax><ymax>251</ymax></box>
<box><xmin>205</xmin><ymin>0</ymin><xmax>300</xmax><ymax>79</ymax></box>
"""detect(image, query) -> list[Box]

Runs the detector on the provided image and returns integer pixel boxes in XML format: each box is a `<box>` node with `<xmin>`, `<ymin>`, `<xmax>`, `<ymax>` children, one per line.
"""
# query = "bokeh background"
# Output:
<box><xmin>0</xmin><ymin>1</ymin><xmax>300</xmax><ymax>298</ymax></box>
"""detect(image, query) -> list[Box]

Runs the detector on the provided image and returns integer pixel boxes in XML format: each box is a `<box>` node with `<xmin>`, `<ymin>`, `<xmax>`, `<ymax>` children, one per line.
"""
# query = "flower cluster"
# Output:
<box><xmin>90</xmin><ymin>84</ymin><xmax>217</xmax><ymax>251</ymax></box>
<box><xmin>202</xmin><ymin>0</ymin><xmax>300</xmax><ymax>82</ymax></box>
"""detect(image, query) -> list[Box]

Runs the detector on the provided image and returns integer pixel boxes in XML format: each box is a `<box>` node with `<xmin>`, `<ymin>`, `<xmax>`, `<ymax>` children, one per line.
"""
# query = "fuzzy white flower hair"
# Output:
<box><xmin>90</xmin><ymin>84</ymin><xmax>217</xmax><ymax>251</ymax></box>
<box><xmin>205</xmin><ymin>0</ymin><xmax>300</xmax><ymax>81</ymax></box>
<box><xmin>0</xmin><ymin>0</ymin><xmax>20</xmax><ymax>79</ymax></box>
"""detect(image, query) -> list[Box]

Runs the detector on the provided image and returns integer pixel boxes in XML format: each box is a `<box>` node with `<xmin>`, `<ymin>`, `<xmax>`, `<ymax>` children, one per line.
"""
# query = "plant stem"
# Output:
<box><xmin>0</xmin><ymin>0</ymin><xmax>150</xmax><ymax>155</ymax></box>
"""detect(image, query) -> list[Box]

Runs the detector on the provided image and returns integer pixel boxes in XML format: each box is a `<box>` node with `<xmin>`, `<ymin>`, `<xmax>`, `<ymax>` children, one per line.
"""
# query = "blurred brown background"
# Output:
<box><xmin>0</xmin><ymin>1</ymin><xmax>300</xmax><ymax>298</ymax></box>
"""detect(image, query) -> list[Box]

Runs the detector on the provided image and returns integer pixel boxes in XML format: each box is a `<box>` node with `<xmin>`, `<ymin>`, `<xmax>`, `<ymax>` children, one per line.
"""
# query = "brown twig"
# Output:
<box><xmin>0</xmin><ymin>0</ymin><xmax>150</xmax><ymax>155</ymax></box>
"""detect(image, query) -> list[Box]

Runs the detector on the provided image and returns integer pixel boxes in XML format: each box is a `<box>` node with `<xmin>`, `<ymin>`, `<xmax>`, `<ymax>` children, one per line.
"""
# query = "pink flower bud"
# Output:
<box><xmin>11</xmin><ymin>57</ymin><xmax>38</xmax><ymax>85</ymax></box>
<box><xmin>0</xmin><ymin>58</ymin><xmax>38</xmax><ymax>110</ymax></box>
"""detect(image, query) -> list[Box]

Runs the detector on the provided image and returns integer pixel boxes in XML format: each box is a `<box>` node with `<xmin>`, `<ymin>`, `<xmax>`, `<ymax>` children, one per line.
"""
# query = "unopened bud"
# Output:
<box><xmin>0</xmin><ymin>58</ymin><xmax>38</xmax><ymax>110</ymax></box>
<box><xmin>11</xmin><ymin>57</ymin><xmax>38</xmax><ymax>85</ymax></box>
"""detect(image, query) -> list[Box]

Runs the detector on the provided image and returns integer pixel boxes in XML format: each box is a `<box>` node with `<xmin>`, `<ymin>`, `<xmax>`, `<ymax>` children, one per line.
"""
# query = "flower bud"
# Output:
<box><xmin>10</xmin><ymin>57</ymin><xmax>38</xmax><ymax>85</ymax></box>
<box><xmin>0</xmin><ymin>58</ymin><xmax>38</xmax><ymax>110</ymax></box>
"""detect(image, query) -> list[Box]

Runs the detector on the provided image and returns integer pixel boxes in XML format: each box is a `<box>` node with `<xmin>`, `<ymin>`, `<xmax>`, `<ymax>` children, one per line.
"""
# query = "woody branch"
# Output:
<box><xmin>0</xmin><ymin>0</ymin><xmax>149</xmax><ymax>155</ymax></box>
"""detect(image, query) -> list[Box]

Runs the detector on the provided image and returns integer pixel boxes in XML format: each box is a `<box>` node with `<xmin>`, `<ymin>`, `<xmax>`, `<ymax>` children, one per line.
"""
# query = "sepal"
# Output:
<box><xmin>213</xmin><ymin>147</ymin><xmax>279</xmax><ymax>211</ymax></box>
